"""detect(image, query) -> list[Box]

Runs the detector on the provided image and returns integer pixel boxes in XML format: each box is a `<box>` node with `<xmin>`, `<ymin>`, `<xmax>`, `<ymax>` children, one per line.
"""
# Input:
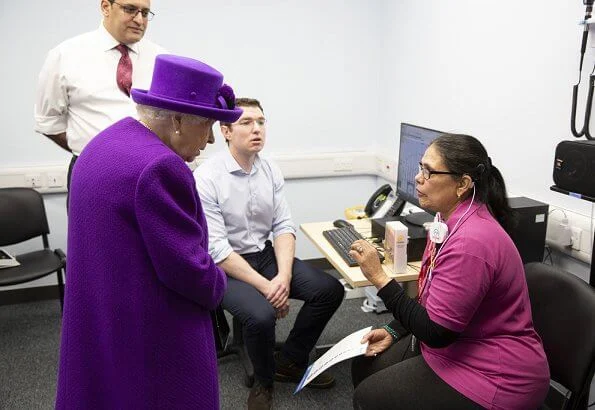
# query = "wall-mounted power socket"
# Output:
<box><xmin>47</xmin><ymin>172</ymin><xmax>64</xmax><ymax>188</ymax></box>
<box><xmin>24</xmin><ymin>174</ymin><xmax>43</xmax><ymax>188</ymax></box>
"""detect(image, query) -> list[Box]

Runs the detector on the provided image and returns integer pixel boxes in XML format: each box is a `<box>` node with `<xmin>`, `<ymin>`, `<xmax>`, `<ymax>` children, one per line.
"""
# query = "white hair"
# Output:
<box><xmin>136</xmin><ymin>104</ymin><xmax>211</xmax><ymax>125</ymax></box>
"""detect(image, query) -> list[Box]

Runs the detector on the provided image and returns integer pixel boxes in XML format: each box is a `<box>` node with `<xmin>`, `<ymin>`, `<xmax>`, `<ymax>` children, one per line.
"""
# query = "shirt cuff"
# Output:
<box><xmin>211</xmin><ymin>243</ymin><xmax>234</xmax><ymax>265</ymax></box>
<box><xmin>272</xmin><ymin>226</ymin><xmax>296</xmax><ymax>239</ymax></box>
<box><xmin>34</xmin><ymin>114</ymin><xmax>67</xmax><ymax>135</ymax></box>
<box><xmin>387</xmin><ymin>319</ymin><xmax>409</xmax><ymax>339</ymax></box>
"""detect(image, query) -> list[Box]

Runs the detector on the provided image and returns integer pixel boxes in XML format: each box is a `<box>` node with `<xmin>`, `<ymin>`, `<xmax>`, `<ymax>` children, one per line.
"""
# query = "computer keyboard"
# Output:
<box><xmin>322</xmin><ymin>226</ymin><xmax>384</xmax><ymax>267</ymax></box>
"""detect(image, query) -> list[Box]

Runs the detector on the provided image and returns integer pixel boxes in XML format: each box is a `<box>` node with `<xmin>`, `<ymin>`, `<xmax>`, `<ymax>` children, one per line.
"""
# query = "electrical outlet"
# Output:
<box><xmin>47</xmin><ymin>173</ymin><xmax>64</xmax><ymax>188</ymax></box>
<box><xmin>570</xmin><ymin>227</ymin><xmax>582</xmax><ymax>251</ymax></box>
<box><xmin>24</xmin><ymin>174</ymin><xmax>43</xmax><ymax>188</ymax></box>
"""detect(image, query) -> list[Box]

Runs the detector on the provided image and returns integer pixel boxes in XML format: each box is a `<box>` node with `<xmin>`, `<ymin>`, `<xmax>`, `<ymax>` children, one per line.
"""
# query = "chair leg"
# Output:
<box><xmin>232</xmin><ymin>316</ymin><xmax>255</xmax><ymax>387</ymax></box>
<box><xmin>56</xmin><ymin>268</ymin><xmax>65</xmax><ymax>313</ymax></box>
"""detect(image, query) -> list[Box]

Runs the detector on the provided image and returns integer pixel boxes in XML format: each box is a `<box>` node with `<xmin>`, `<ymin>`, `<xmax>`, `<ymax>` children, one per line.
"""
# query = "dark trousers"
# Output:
<box><xmin>222</xmin><ymin>242</ymin><xmax>344</xmax><ymax>386</ymax></box>
<box><xmin>66</xmin><ymin>155</ymin><xmax>77</xmax><ymax>211</ymax></box>
<box><xmin>351</xmin><ymin>334</ymin><xmax>483</xmax><ymax>409</ymax></box>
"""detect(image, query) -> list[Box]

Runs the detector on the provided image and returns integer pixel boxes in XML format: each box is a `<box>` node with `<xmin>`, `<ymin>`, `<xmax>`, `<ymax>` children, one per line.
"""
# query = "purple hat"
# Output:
<box><xmin>131</xmin><ymin>54</ymin><xmax>242</xmax><ymax>122</ymax></box>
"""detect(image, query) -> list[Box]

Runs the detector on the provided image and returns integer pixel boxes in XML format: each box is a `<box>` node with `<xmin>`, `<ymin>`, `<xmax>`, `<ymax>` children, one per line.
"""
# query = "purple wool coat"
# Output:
<box><xmin>56</xmin><ymin>117</ymin><xmax>227</xmax><ymax>409</ymax></box>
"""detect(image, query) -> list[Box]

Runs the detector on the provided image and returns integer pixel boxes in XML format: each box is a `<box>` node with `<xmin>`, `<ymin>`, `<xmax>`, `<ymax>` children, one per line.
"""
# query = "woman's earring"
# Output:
<box><xmin>175</xmin><ymin>130</ymin><xmax>180</xmax><ymax>135</ymax></box>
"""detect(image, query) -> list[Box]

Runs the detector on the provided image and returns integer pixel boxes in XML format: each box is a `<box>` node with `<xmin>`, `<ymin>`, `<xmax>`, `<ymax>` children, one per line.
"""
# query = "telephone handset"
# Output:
<box><xmin>364</xmin><ymin>184</ymin><xmax>405</xmax><ymax>219</ymax></box>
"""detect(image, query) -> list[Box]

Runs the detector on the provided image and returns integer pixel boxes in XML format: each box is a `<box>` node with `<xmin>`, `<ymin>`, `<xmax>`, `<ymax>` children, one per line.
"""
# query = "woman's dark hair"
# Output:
<box><xmin>430</xmin><ymin>134</ymin><xmax>516</xmax><ymax>234</ymax></box>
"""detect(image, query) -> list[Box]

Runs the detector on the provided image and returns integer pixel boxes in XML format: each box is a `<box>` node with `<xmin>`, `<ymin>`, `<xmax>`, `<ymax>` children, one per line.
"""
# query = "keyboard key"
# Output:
<box><xmin>323</xmin><ymin>226</ymin><xmax>384</xmax><ymax>267</ymax></box>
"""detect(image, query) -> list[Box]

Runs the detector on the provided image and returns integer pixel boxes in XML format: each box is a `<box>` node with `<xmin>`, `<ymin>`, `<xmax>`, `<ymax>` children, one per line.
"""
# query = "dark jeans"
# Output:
<box><xmin>66</xmin><ymin>155</ymin><xmax>77</xmax><ymax>211</ymax></box>
<box><xmin>351</xmin><ymin>334</ymin><xmax>483</xmax><ymax>409</ymax></box>
<box><xmin>223</xmin><ymin>241</ymin><xmax>344</xmax><ymax>386</ymax></box>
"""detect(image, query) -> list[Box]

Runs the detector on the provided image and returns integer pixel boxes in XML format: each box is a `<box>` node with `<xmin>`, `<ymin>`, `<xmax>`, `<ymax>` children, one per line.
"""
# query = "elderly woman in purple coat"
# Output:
<box><xmin>56</xmin><ymin>55</ymin><xmax>242</xmax><ymax>409</ymax></box>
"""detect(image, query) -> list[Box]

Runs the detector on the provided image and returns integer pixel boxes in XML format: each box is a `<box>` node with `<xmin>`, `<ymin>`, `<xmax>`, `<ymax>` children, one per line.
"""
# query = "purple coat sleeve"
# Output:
<box><xmin>135</xmin><ymin>153</ymin><xmax>226</xmax><ymax>310</ymax></box>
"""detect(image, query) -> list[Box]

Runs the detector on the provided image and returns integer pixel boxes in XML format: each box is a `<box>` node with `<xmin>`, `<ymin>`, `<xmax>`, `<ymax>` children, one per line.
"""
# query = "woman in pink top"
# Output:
<box><xmin>350</xmin><ymin>134</ymin><xmax>549</xmax><ymax>409</ymax></box>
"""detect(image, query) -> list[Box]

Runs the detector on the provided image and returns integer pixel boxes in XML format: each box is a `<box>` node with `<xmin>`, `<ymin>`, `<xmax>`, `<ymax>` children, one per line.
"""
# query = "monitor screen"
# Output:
<box><xmin>396</xmin><ymin>123</ymin><xmax>444</xmax><ymax>225</ymax></box>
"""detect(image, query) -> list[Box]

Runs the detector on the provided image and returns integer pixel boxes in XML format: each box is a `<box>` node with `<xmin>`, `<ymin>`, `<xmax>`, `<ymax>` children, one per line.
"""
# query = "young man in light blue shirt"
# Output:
<box><xmin>195</xmin><ymin>98</ymin><xmax>344</xmax><ymax>410</ymax></box>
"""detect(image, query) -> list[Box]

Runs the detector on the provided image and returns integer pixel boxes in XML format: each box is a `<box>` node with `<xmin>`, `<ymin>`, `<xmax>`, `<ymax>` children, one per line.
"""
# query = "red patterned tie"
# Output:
<box><xmin>115</xmin><ymin>44</ymin><xmax>132</xmax><ymax>96</ymax></box>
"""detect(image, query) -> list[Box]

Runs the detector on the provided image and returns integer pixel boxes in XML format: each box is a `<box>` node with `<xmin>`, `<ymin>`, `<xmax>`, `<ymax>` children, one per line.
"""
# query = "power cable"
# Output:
<box><xmin>571</xmin><ymin>3</ymin><xmax>595</xmax><ymax>140</ymax></box>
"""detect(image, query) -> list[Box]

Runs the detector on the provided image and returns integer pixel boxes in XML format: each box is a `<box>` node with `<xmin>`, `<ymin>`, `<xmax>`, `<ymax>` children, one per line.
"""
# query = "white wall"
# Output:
<box><xmin>1</xmin><ymin>0</ymin><xmax>387</xmax><ymax>167</ymax></box>
<box><xmin>1</xmin><ymin>0</ymin><xmax>388</xmax><ymax>288</ymax></box>
<box><xmin>1</xmin><ymin>1</ymin><xmax>593</xmax><ymax>288</ymax></box>
<box><xmin>381</xmin><ymin>1</ymin><xmax>594</xmax><ymax>217</ymax></box>
<box><xmin>378</xmin><ymin>0</ymin><xmax>594</xmax><ymax>282</ymax></box>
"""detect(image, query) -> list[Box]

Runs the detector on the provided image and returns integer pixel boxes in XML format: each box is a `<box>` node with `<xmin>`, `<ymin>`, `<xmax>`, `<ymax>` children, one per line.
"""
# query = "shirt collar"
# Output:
<box><xmin>223</xmin><ymin>149</ymin><xmax>261</xmax><ymax>175</ymax></box>
<box><xmin>97</xmin><ymin>23</ymin><xmax>140</xmax><ymax>54</ymax></box>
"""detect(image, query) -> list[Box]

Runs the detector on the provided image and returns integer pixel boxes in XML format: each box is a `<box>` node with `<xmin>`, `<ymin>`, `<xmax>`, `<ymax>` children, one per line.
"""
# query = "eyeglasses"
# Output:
<box><xmin>236</xmin><ymin>118</ymin><xmax>267</xmax><ymax>128</ymax></box>
<box><xmin>418</xmin><ymin>162</ymin><xmax>461</xmax><ymax>180</ymax></box>
<box><xmin>110</xmin><ymin>1</ymin><xmax>155</xmax><ymax>20</ymax></box>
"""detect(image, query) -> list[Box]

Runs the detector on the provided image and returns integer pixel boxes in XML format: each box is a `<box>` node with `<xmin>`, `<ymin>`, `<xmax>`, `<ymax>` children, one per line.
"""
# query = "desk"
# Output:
<box><xmin>300</xmin><ymin>219</ymin><xmax>421</xmax><ymax>289</ymax></box>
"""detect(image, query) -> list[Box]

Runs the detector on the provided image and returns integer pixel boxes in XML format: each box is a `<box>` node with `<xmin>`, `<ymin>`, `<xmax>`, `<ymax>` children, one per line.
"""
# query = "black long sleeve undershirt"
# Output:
<box><xmin>377</xmin><ymin>280</ymin><xmax>460</xmax><ymax>348</ymax></box>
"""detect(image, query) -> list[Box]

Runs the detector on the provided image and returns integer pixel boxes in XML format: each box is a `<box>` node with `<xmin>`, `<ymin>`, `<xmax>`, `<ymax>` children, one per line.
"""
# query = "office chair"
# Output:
<box><xmin>215</xmin><ymin>306</ymin><xmax>255</xmax><ymax>387</ymax></box>
<box><xmin>0</xmin><ymin>188</ymin><xmax>65</xmax><ymax>311</ymax></box>
<box><xmin>524</xmin><ymin>262</ymin><xmax>595</xmax><ymax>410</ymax></box>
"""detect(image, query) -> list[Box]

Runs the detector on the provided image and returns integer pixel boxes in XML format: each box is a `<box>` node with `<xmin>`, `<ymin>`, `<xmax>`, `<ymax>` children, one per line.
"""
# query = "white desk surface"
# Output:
<box><xmin>300</xmin><ymin>219</ymin><xmax>421</xmax><ymax>289</ymax></box>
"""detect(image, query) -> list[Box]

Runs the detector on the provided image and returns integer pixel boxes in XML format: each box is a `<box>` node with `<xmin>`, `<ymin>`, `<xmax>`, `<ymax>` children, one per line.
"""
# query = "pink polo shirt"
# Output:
<box><xmin>420</xmin><ymin>199</ymin><xmax>549</xmax><ymax>409</ymax></box>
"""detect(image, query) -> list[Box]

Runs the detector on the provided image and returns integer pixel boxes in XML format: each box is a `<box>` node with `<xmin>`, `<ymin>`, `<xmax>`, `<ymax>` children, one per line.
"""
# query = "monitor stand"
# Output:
<box><xmin>404</xmin><ymin>211</ymin><xmax>433</xmax><ymax>227</ymax></box>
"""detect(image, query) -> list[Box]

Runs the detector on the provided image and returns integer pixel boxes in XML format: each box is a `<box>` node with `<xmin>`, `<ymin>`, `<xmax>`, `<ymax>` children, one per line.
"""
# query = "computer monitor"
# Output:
<box><xmin>396</xmin><ymin>123</ymin><xmax>444</xmax><ymax>226</ymax></box>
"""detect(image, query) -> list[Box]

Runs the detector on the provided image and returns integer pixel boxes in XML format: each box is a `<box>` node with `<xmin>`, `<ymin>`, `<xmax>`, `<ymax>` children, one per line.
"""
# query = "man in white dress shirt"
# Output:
<box><xmin>34</xmin><ymin>0</ymin><xmax>165</xmax><ymax>189</ymax></box>
<box><xmin>195</xmin><ymin>98</ymin><xmax>344</xmax><ymax>410</ymax></box>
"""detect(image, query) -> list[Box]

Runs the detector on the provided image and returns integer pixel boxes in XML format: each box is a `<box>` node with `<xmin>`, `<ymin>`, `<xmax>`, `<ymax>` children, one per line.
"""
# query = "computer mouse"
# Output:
<box><xmin>333</xmin><ymin>219</ymin><xmax>353</xmax><ymax>228</ymax></box>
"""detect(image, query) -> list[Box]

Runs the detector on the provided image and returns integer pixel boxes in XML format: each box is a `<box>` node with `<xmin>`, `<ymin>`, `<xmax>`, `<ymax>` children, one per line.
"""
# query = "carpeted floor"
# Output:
<box><xmin>3</xmin><ymin>288</ymin><xmax>593</xmax><ymax>409</ymax></box>
<box><xmin>0</xmin><ymin>289</ymin><xmax>390</xmax><ymax>410</ymax></box>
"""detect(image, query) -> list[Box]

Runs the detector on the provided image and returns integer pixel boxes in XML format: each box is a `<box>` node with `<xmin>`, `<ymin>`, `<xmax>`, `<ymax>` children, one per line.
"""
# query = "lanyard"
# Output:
<box><xmin>417</xmin><ymin>239</ymin><xmax>437</xmax><ymax>302</ymax></box>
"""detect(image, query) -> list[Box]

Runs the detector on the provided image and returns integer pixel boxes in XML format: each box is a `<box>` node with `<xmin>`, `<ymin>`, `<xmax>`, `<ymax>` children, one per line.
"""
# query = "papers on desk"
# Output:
<box><xmin>294</xmin><ymin>326</ymin><xmax>372</xmax><ymax>393</ymax></box>
<box><xmin>0</xmin><ymin>248</ymin><xmax>20</xmax><ymax>269</ymax></box>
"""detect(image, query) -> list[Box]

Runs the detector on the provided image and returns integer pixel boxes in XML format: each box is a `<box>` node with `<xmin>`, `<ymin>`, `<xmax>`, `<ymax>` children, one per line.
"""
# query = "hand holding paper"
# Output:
<box><xmin>361</xmin><ymin>328</ymin><xmax>393</xmax><ymax>357</ymax></box>
<box><xmin>295</xmin><ymin>326</ymin><xmax>372</xmax><ymax>393</ymax></box>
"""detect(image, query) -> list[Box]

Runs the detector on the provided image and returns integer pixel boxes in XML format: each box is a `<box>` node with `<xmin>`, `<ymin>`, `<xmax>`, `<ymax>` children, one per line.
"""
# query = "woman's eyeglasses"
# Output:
<box><xmin>418</xmin><ymin>163</ymin><xmax>460</xmax><ymax>180</ymax></box>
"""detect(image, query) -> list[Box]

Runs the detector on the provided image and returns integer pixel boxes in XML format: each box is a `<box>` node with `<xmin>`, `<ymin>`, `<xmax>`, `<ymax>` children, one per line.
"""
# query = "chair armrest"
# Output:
<box><xmin>54</xmin><ymin>248</ymin><xmax>66</xmax><ymax>264</ymax></box>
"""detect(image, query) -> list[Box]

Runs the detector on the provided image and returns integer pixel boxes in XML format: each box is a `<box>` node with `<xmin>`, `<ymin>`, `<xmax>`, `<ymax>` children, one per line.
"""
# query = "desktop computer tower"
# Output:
<box><xmin>508</xmin><ymin>197</ymin><xmax>549</xmax><ymax>264</ymax></box>
<box><xmin>371</xmin><ymin>196</ymin><xmax>548</xmax><ymax>264</ymax></box>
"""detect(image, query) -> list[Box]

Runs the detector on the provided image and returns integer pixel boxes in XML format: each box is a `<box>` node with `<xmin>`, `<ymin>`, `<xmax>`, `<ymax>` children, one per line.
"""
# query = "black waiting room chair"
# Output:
<box><xmin>524</xmin><ymin>262</ymin><xmax>595</xmax><ymax>410</ymax></box>
<box><xmin>213</xmin><ymin>305</ymin><xmax>255</xmax><ymax>387</ymax></box>
<box><xmin>0</xmin><ymin>188</ymin><xmax>65</xmax><ymax>311</ymax></box>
